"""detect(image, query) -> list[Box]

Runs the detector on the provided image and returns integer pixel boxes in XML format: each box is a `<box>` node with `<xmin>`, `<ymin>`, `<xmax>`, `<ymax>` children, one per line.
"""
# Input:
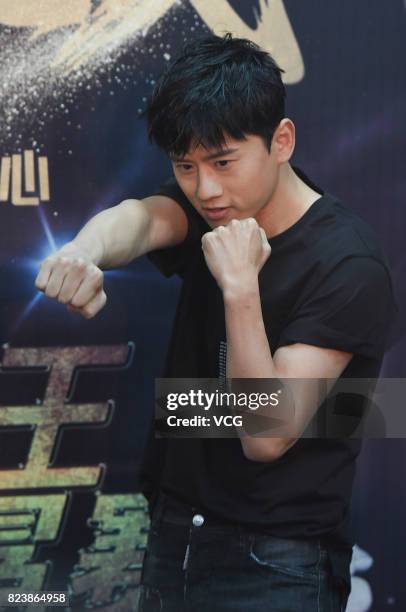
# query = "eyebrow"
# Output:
<box><xmin>170</xmin><ymin>148</ymin><xmax>240</xmax><ymax>163</ymax></box>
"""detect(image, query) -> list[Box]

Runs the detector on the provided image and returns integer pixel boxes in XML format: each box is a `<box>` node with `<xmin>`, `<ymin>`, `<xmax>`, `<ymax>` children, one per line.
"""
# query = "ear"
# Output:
<box><xmin>272</xmin><ymin>118</ymin><xmax>295</xmax><ymax>163</ymax></box>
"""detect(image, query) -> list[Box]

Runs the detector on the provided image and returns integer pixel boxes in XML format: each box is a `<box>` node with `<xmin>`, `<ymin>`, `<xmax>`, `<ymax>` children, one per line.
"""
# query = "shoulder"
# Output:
<box><xmin>304</xmin><ymin>194</ymin><xmax>391</xmax><ymax>275</ymax></box>
<box><xmin>155</xmin><ymin>178</ymin><xmax>208</xmax><ymax>235</ymax></box>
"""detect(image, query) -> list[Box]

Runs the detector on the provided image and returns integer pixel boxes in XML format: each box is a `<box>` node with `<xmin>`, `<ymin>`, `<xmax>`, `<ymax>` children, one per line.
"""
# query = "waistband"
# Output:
<box><xmin>151</xmin><ymin>491</ymin><xmax>352</xmax><ymax>596</ymax></box>
<box><xmin>152</xmin><ymin>491</ymin><xmax>240</xmax><ymax>529</ymax></box>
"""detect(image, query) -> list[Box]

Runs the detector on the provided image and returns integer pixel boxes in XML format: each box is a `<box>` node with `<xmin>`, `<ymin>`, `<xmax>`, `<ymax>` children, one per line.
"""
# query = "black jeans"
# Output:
<box><xmin>138</xmin><ymin>493</ymin><xmax>351</xmax><ymax>612</ymax></box>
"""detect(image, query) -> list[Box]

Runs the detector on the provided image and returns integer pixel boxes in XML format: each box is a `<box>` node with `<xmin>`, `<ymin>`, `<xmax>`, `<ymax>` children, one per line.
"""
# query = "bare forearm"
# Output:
<box><xmin>224</xmin><ymin>282</ymin><xmax>277</xmax><ymax>378</ymax></box>
<box><xmin>204</xmin><ymin>218</ymin><xmax>351</xmax><ymax>462</ymax></box>
<box><xmin>224</xmin><ymin>283</ymin><xmax>295</xmax><ymax>461</ymax></box>
<box><xmin>35</xmin><ymin>194</ymin><xmax>187</xmax><ymax>319</ymax></box>
<box><xmin>71</xmin><ymin>199</ymin><xmax>151</xmax><ymax>268</ymax></box>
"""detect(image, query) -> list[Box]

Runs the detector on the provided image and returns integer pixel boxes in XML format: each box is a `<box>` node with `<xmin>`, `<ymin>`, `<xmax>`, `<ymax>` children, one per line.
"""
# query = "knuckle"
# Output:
<box><xmin>91</xmin><ymin>267</ymin><xmax>103</xmax><ymax>282</ymax></box>
<box><xmin>58</xmin><ymin>257</ymin><xmax>71</xmax><ymax>268</ymax></box>
<box><xmin>73</xmin><ymin>258</ymin><xmax>87</xmax><ymax>271</ymax></box>
<box><xmin>43</xmin><ymin>255</ymin><xmax>54</xmax><ymax>266</ymax></box>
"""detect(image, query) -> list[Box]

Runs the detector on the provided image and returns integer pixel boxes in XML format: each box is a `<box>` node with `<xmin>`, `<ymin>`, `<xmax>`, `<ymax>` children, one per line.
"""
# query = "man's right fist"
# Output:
<box><xmin>35</xmin><ymin>242</ymin><xmax>107</xmax><ymax>319</ymax></box>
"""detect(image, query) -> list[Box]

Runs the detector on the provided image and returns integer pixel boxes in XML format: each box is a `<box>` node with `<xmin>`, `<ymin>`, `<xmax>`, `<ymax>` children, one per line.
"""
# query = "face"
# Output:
<box><xmin>170</xmin><ymin>132</ymin><xmax>282</xmax><ymax>228</ymax></box>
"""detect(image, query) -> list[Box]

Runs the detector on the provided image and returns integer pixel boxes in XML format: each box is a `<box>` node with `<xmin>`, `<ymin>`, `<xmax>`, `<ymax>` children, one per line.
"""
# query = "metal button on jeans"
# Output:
<box><xmin>192</xmin><ymin>513</ymin><xmax>204</xmax><ymax>527</ymax></box>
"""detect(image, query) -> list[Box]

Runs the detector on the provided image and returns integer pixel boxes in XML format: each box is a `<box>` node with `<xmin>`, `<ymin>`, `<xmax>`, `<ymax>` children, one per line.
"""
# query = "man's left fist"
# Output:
<box><xmin>201</xmin><ymin>218</ymin><xmax>271</xmax><ymax>292</ymax></box>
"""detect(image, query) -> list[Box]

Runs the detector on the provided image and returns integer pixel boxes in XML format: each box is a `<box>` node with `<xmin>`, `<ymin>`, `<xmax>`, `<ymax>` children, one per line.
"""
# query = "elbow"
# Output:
<box><xmin>242</xmin><ymin>438</ymin><xmax>297</xmax><ymax>463</ymax></box>
<box><xmin>242</xmin><ymin>442</ymin><xmax>282</xmax><ymax>463</ymax></box>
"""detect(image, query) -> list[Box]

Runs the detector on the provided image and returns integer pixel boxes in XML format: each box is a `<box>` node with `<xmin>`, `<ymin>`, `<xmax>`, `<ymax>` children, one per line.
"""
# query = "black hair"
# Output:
<box><xmin>145</xmin><ymin>33</ymin><xmax>286</xmax><ymax>157</ymax></box>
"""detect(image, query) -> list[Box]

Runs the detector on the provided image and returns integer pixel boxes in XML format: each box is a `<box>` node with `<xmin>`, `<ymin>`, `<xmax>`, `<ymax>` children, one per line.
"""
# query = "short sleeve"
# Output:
<box><xmin>147</xmin><ymin>179</ymin><xmax>208</xmax><ymax>277</ymax></box>
<box><xmin>277</xmin><ymin>256</ymin><xmax>397</xmax><ymax>359</ymax></box>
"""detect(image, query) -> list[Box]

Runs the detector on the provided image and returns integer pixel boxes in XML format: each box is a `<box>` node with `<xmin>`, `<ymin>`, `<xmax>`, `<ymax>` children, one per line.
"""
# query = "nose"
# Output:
<box><xmin>196</xmin><ymin>169</ymin><xmax>223</xmax><ymax>202</ymax></box>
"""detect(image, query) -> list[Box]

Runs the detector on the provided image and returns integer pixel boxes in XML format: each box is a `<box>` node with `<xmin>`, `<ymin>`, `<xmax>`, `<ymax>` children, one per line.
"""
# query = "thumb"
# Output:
<box><xmin>259</xmin><ymin>227</ymin><xmax>271</xmax><ymax>264</ymax></box>
<box><xmin>259</xmin><ymin>227</ymin><xmax>271</xmax><ymax>251</ymax></box>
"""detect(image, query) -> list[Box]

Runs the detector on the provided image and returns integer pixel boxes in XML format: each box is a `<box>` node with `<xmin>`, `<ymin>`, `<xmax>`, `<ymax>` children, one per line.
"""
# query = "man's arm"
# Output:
<box><xmin>224</xmin><ymin>288</ymin><xmax>352</xmax><ymax>461</ymax></box>
<box><xmin>35</xmin><ymin>195</ymin><xmax>188</xmax><ymax>318</ymax></box>
<box><xmin>201</xmin><ymin>218</ymin><xmax>352</xmax><ymax>462</ymax></box>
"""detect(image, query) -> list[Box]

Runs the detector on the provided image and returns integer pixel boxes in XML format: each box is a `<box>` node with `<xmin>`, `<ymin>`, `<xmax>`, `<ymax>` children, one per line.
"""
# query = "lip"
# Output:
<box><xmin>203</xmin><ymin>207</ymin><xmax>229</xmax><ymax>221</ymax></box>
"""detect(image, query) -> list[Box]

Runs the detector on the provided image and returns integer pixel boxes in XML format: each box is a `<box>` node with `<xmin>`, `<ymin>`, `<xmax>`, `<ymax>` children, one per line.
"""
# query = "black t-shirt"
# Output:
<box><xmin>141</xmin><ymin>167</ymin><xmax>396</xmax><ymax>550</ymax></box>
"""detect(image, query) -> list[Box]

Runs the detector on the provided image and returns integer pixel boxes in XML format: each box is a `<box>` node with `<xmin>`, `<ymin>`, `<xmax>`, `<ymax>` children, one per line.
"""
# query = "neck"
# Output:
<box><xmin>256</xmin><ymin>164</ymin><xmax>321</xmax><ymax>239</ymax></box>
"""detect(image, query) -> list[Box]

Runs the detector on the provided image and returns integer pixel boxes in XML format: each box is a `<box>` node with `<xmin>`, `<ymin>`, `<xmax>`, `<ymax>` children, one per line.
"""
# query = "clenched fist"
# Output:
<box><xmin>201</xmin><ymin>218</ymin><xmax>271</xmax><ymax>293</ymax></box>
<box><xmin>35</xmin><ymin>242</ymin><xmax>107</xmax><ymax>319</ymax></box>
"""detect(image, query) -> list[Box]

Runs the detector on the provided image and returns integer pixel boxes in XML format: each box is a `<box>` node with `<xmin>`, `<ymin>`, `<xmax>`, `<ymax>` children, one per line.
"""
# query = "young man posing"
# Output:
<box><xmin>36</xmin><ymin>35</ymin><xmax>395</xmax><ymax>611</ymax></box>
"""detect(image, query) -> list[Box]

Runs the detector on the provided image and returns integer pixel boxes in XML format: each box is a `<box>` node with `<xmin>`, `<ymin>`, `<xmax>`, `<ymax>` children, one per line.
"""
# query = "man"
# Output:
<box><xmin>35</xmin><ymin>35</ymin><xmax>395</xmax><ymax>611</ymax></box>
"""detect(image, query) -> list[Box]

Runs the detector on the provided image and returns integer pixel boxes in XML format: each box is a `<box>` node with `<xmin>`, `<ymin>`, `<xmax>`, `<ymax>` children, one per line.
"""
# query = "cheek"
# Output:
<box><xmin>252</xmin><ymin>165</ymin><xmax>277</xmax><ymax>201</ymax></box>
<box><xmin>230</xmin><ymin>170</ymin><xmax>272</xmax><ymax>205</ymax></box>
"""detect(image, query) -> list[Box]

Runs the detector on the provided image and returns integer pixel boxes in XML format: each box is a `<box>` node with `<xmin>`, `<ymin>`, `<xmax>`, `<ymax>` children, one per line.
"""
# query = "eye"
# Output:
<box><xmin>215</xmin><ymin>160</ymin><xmax>231</xmax><ymax>168</ymax></box>
<box><xmin>176</xmin><ymin>164</ymin><xmax>193</xmax><ymax>172</ymax></box>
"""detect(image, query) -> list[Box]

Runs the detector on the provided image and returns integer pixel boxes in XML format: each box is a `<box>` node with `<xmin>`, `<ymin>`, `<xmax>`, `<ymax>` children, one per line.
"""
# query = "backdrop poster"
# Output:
<box><xmin>0</xmin><ymin>1</ymin><xmax>405</xmax><ymax>610</ymax></box>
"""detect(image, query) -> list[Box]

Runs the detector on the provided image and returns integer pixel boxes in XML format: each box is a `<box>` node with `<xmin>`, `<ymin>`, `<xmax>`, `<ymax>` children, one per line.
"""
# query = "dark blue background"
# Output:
<box><xmin>1</xmin><ymin>1</ymin><xmax>405</xmax><ymax>609</ymax></box>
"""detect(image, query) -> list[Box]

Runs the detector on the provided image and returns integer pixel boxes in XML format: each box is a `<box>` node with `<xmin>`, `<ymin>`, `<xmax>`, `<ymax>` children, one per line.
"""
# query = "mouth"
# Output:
<box><xmin>203</xmin><ymin>207</ymin><xmax>229</xmax><ymax>221</ymax></box>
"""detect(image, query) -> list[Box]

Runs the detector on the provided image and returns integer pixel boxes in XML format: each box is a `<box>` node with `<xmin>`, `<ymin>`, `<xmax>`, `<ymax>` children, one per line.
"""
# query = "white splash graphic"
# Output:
<box><xmin>48</xmin><ymin>0</ymin><xmax>303</xmax><ymax>82</ymax></box>
<box><xmin>0</xmin><ymin>0</ymin><xmax>182</xmax><ymax>150</ymax></box>
<box><xmin>51</xmin><ymin>0</ymin><xmax>179</xmax><ymax>72</ymax></box>
<box><xmin>0</xmin><ymin>0</ymin><xmax>92</xmax><ymax>39</ymax></box>
<box><xmin>0</xmin><ymin>0</ymin><xmax>303</xmax><ymax>151</ymax></box>
<box><xmin>191</xmin><ymin>0</ymin><xmax>303</xmax><ymax>84</ymax></box>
